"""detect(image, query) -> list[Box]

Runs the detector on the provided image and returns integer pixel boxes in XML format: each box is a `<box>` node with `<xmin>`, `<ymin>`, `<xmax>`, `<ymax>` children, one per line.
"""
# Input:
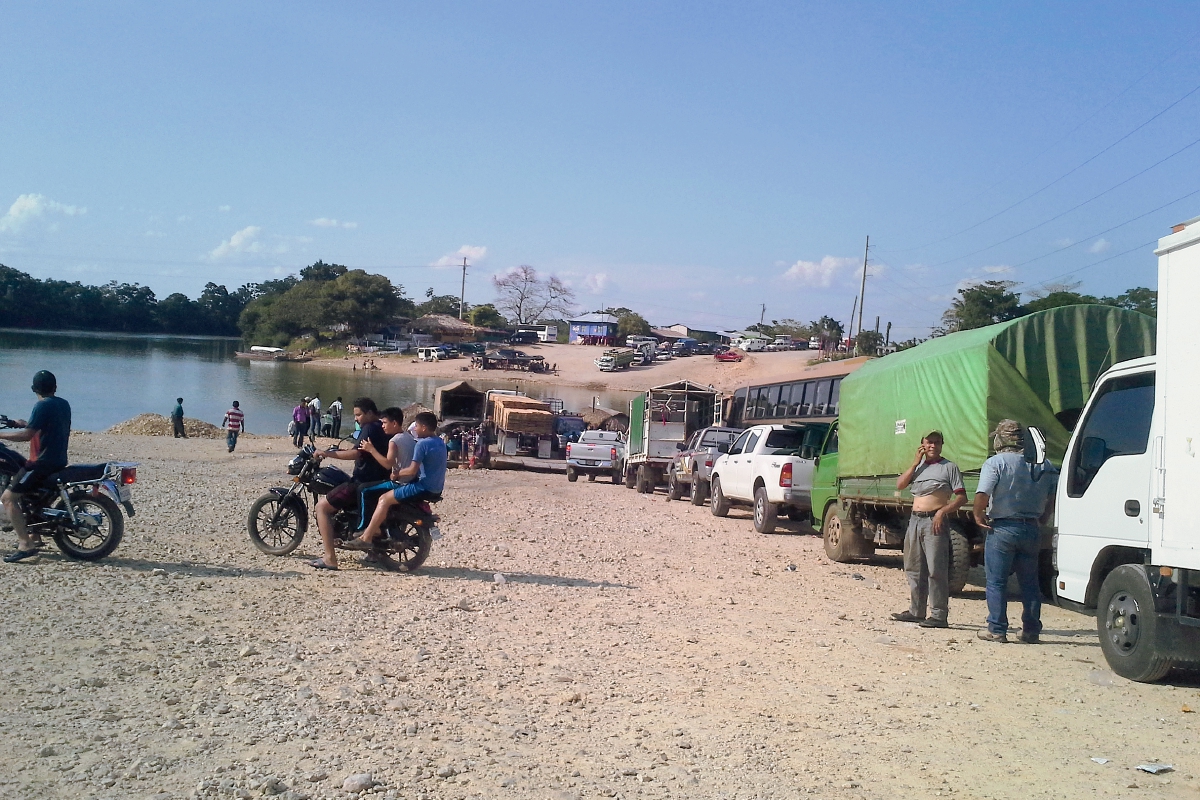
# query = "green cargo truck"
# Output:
<box><xmin>810</xmin><ymin>305</ymin><xmax>1155</xmax><ymax>593</ymax></box>
<box><xmin>624</xmin><ymin>381</ymin><xmax>721</xmax><ymax>493</ymax></box>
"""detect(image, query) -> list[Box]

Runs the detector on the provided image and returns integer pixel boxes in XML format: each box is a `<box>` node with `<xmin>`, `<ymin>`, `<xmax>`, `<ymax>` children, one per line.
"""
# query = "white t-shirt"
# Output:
<box><xmin>309</xmin><ymin>397</ymin><xmax>321</xmax><ymax>415</ymax></box>
<box><xmin>391</xmin><ymin>431</ymin><xmax>417</xmax><ymax>483</ymax></box>
<box><xmin>330</xmin><ymin>400</ymin><xmax>343</xmax><ymax>417</ymax></box>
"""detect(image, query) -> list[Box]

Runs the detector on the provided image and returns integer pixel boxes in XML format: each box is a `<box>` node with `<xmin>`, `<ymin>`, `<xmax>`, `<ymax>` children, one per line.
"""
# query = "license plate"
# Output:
<box><xmin>584</xmin><ymin>460</ymin><xmax>598</xmax><ymax>466</ymax></box>
<box><xmin>118</xmin><ymin>485</ymin><xmax>132</xmax><ymax>502</ymax></box>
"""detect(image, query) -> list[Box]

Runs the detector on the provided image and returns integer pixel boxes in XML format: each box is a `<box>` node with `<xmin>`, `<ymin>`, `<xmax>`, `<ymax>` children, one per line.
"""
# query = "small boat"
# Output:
<box><xmin>235</xmin><ymin>346</ymin><xmax>312</xmax><ymax>363</ymax></box>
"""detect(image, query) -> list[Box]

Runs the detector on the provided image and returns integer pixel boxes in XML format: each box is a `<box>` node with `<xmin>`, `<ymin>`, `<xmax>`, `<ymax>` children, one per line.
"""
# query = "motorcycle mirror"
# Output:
<box><xmin>1024</xmin><ymin>426</ymin><xmax>1047</xmax><ymax>466</ymax></box>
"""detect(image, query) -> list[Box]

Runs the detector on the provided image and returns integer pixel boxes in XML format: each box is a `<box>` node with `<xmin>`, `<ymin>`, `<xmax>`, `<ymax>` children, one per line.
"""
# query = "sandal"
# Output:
<box><xmin>340</xmin><ymin>536</ymin><xmax>377</xmax><ymax>552</ymax></box>
<box><xmin>308</xmin><ymin>558</ymin><xmax>338</xmax><ymax>571</ymax></box>
<box><xmin>4</xmin><ymin>547</ymin><xmax>41</xmax><ymax>563</ymax></box>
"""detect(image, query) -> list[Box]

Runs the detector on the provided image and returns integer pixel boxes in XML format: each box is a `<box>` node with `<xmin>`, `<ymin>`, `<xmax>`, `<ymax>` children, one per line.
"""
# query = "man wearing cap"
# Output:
<box><xmin>0</xmin><ymin>371</ymin><xmax>71</xmax><ymax>562</ymax></box>
<box><xmin>891</xmin><ymin>431</ymin><xmax>966</xmax><ymax>628</ymax></box>
<box><xmin>973</xmin><ymin>420</ymin><xmax>1059</xmax><ymax>644</ymax></box>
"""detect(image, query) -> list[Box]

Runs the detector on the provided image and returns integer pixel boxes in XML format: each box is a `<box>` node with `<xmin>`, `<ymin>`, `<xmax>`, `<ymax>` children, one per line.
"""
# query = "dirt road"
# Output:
<box><xmin>1</xmin><ymin>433</ymin><xmax>1197</xmax><ymax>799</ymax></box>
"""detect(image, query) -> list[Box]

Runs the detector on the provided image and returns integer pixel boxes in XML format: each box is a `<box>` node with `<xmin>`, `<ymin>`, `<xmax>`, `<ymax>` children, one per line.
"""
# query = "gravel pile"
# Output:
<box><xmin>105</xmin><ymin>414</ymin><xmax>224</xmax><ymax>439</ymax></box>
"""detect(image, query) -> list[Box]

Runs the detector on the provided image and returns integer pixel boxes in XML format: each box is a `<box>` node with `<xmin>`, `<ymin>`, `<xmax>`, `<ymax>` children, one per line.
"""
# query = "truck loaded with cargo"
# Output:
<box><xmin>491</xmin><ymin>394</ymin><xmax>556</xmax><ymax>458</ymax></box>
<box><xmin>810</xmin><ymin>304</ymin><xmax>1156</xmax><ymax>594</ymax></box>
<box><xmin>1034</xmin><ymin>217</ymin><xmax>1200</xmax><ymax>681</ymax></box>
<box><xmin>624</xmin><ymin>381</ymin><xmax>721</xmax><ymax>493</ymax></box>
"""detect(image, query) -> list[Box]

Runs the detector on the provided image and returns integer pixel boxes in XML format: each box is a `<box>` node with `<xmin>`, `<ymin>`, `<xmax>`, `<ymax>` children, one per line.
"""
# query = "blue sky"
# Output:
<box><xmin>2</xmin><ymin>2</ymin><xmax>1198</xmax><ymax>337</ymax></box>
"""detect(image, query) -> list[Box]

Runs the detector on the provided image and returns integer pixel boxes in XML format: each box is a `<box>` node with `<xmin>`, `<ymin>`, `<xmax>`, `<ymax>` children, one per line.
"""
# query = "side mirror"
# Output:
<box><xmin>1024</xmin><ymin>426</ymin><xmax>1048</xmax><ymax>466</ymax></box>
<box><xmin>717</xmin><ymin>443</ymin><xmax>731</xmax><ymax>454</ymax></box>
<box><xmin>676</xmin><ymin>442</ymin><xmax>687</xmax><ymax>450</ymax></box>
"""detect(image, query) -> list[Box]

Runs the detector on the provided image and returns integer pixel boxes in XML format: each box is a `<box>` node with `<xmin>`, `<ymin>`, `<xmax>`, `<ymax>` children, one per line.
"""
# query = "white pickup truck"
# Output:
<box><xmin>709</xmin><ymin>423</ymin><xmax>830</xmax><ymax>533</ymax></box>
<box><xmin>565</xmin><ymin>430</ymin><xmax>625</xmax><ymax>484</ymax></box>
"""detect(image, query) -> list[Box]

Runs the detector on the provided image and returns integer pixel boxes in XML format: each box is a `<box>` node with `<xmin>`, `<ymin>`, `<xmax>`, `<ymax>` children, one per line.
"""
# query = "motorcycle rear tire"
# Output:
<box><xmin>53</xmin><ymin>491</ymin><xmax>124</xmax><ymax>561</ymax></box>
<box><xmin>385</xmin><ymin>522</ymin><xmax>432</xmax><ymax>572</ymax></box>
<box><xmin>248</xmin><ymin>493</ymin><xmax>307</xmax><ymax>556</ymax></box>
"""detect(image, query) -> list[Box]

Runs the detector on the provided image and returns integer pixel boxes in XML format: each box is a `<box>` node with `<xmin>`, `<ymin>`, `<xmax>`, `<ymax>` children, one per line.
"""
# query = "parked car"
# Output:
<box><xmin>507</xmin><ymin>331</ymin><xmax>539</xmax><ymax>345</ymax></box>
<box><xmin>709</xmin><ymin>423</ymin><xmax>829</xmax><ymax>533</ymax></box>
<box><xmin>666</xmin><ymin>426</ymin><xmax>741</xmax><ymax>504</ymax></box>
<box><xmin>416</xmin><ymin>346</ymin><xmax>442</xmax><ymax>362</ymax></box>
<box><xmin>741</xmin><ymin>339</ymin><xmax>767</xmax><ymax>352</ymax></box>
<box><xmin>457</xmin><ymin>342</ymin><xmax>487</xmax><ymax>355</ymax></box>
<box><xmin>437</xmin><ymin>344</ymin><xmax>460</xmax><ymax>359</ymax></box>
<box><xmin>714</xmin><ymin>350</ymin><xmax>744</xmax><ymax>362</ymax></box>
<box><xmin>566</xmin><ymin>430</ymin><xmax>625</xmax><ymax>483</ymax></box>
<box><xmin>692</xmin><ymin>342</ymin><xmax>714</xmax><ymax>355</ymax></box>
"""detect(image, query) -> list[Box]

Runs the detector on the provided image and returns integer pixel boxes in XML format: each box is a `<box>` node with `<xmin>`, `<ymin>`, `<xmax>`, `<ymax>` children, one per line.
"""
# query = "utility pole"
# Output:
<box><xmin>874</xmin><ymin>315</ymin><xmax>880</xmax><ymax>333</ymax></box>
<box><xmin>848</xmin><ymin>296</ymin><xmax>858</xmax><ymax>343</ymax></box>
<box><xmin>885</xmin><ymin>321</ymin><xmax>892</xmax><ymax>348</ymax></box>
<box><xmin>459</xmin><ymin>257</ymin><xmax>468</xmax><ymax>320</ymax></box>
<box><xmin>759</xmin><ymin>304</ymin><xmax>766</xmax><ymax>326</ymax></box>
<box><xmin>856</xmin><ymin>235</ymin><xmax>869</xmax><ymax>341</ymax></box>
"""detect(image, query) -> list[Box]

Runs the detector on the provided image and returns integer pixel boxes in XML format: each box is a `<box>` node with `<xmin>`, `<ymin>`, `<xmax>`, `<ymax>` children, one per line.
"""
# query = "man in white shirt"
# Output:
<box><xmin>330</xmin><ymin>397</ymin><xmax>344</xmax><ymax>439</ymax></box>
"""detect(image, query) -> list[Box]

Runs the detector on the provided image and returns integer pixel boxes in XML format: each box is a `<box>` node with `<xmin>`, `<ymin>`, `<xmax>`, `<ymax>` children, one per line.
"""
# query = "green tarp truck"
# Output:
<box><xmin>810</xmin><ymin>305</ymin><xmax>1155</xmax><ymax>593</ymax></box>
<box><xmin>624</xmin><ymin>381</ymin><xmax>721</xmax><ymax>493</ymax></box>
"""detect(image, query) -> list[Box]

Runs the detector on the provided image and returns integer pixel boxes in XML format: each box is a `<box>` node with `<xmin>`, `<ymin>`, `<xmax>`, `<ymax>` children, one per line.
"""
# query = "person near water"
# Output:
<box><xmin>891</xmin><ymin>431</ymin><xmax>966</xmax><ymax>628</ymax></box>
<box><xmin>973</xmin><ymin>420</ymin><xmax>1059</xmax><ymax>644</ymax></box>
<box><xmin>292</xmin><ymin>399</ymin><xmax>310</xmax><ymax>448</ymax></box>
<box><xmin>0</xmin><ymin>371</ymin><xmax>71</xmax><ymax>562</ymax></box>
<box><xmin>330</xmin><ymin>397</ymin><xmax>344</xmax><ymax>439</ymax></box>
<box><xmin>223</xmin><ymin>401</ymin><xmax>245</xmax><ymax>453</ymax></box>
<box><xmin>171</xmin><ymin>397</ymin><xmax>187</xmax><ymax>438</ymax></box>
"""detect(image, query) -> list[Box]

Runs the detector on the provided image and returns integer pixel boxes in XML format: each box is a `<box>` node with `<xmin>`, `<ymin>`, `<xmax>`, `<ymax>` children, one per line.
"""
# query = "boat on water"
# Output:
<box><xmin>235</xmin><ymin>346</ymin><xmax>313</xmax><ymax>363</ymax></box>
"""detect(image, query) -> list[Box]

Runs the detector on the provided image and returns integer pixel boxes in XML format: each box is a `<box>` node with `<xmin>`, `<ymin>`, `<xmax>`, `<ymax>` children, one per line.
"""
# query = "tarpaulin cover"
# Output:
<box><xmin>837</xmin><ymin>305</ymin><xmax>1155</xmax><ymax>476</ymax></box>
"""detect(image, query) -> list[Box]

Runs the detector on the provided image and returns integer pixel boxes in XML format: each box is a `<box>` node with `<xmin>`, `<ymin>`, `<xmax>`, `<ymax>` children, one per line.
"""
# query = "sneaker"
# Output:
<box><xmin>919</xmin><ymin>618</ymin><xmax>949</xmax><ymax>629</ymax></box>
<box><xmin>890</xmin><ymin>611</ymin><xmax>925</xmax><ymax>623</ymax></box>
<box><xmin>976</xmin><ymin>629</ymin><xmax>1008</xmax><ymax>643</ymax></box>
<box><xmin>1019</xmin><ymin>632</ymin><xmax>1039</xmax><ymax>644</ymax></box>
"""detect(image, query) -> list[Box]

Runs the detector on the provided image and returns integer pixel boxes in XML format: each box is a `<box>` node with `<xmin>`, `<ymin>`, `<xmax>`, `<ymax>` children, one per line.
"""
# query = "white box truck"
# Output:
<box><xmin>1047</xmin><ymin>215</ymin><xmax>1200</xmax><ymax>681</ymax></box>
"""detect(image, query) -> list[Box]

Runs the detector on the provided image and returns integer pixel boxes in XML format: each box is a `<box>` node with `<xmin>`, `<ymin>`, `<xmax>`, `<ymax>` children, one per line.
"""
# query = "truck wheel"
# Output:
<box><xmin>588</xmin><ymin>473</ymin><xmax>596</xmax><ymax>482</ymax></box>
<box><xmin>667</xmin><ymin>473</ymin><xmax>683</xmax><ymax>501</ymax></box>
<box><xmin>710</xmin><ymin>476</ymin><xmax>730</xmax><ymax>517</ymax></box>
<box><xmin>636</xmin><ymin>465</ymin><xmax>651</xmax><ymax>494</ymax></box>
<box><xmin>822</xmin><ymin>504</ymin><xmax>865</xmax><ymax>562</ymax></box>
<box><xmin>947</xmin><ymin>526</ymin><xmax>970</xmax><ymax>595</ymax></box>
<box><xmin>567</xmin><ymin>467</ymin><xmax>578</xmax><ymax>483</ymax></box>
<box><xmin>690</xmin><ymin>478</ymin><xmax>708</xmax><ymax>506</ymax></box>
<box><xmin>612</xmin><ymin>468</ymin><xmax>622</xmax><ymax>485</ymax></box>
<box><xmin>1097</xmin><ymin>565</ymin><xmax>1174</xmax><ymax>682</ymax></box>
<box><xmin>787</xmin><ymin>507</ymin><xmax>808</xmax><ymax>522</ymax></box>
<box><xmin>624</xmin><ymin>466</ymin><xmax>636</xmax><ymax>489</ymax></box>
<box><xmin>753</xmin><ymin>487</ymin><xmax>777</xmax><ymax>534</ymax></box>
<box><xmin>1038</xmin><ymin>549</ymin><xmax>1057</xmax><ymax>602</ymax></box>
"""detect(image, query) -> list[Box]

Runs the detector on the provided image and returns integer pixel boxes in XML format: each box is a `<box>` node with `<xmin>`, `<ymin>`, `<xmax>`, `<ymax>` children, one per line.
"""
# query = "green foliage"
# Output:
<box><xmin>299</xmin><ymin>260</ymin><xmax>348</xmax><ymax>282</ymax></box>
<box><xmin>810</xmin><ymin>316</ymin><xmax>844</xmax><ymax>350</ymax></box>
<box><xmin>468</xmin><ymin>303</ymin><xmax>507</xmax><ymax>329</ymax></box>
<box><xmin>617</xmin><ymin>312</ymin><xmax>652</xmax><ymax>338</ymax></box>
<box><xmin>1107</xmin><ymin>287</ymin><xmax>1157</xmax><ymax>317</ymax></box>
<box><xmin>855</xmin><ymin>329</ymin><xmax>883</xmax><ymax>356</ymax></box>
<box><xmin>0</xmin><ymin>264</ymin><xmax>246</xmax><ymax>335</ymax></box>
<box><xmin>1024</xmin><ymin>290</ymin><xmax>1100</xmax><ymax>314</ymax></box>
<box><xmin>940</xmin><ymin>280</ymin><xmax>1025</xmax><ymax>332</ymax></box>
<box><xmin>415</xmin><ymin>294</ymin><xmax>465</xmax><ymax>317</ymax></box>
<box><xmin>324</xmin><ymin>270</ymin><xmax>404</xmax><ymax>338</ymax></box>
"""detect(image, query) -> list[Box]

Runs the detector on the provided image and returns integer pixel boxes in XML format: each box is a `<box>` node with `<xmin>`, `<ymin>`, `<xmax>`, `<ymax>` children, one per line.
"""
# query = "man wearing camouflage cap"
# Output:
<box><xmin>972</xmin><ymin>420</ymin><xmax>1059</xmax><ymax>643</ymax></box>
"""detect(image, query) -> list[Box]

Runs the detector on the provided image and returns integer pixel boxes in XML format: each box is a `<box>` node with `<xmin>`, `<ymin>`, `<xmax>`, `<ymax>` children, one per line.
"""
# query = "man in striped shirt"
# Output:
<box><xmin>223</xmin><ymin>401</ymin><xmax>246</xmax><ymax>453</ymax></box>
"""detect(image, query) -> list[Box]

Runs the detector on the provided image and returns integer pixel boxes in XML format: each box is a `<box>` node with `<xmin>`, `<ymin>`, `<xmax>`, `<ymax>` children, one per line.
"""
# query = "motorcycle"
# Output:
<box><xmin>0</xmin><ymin>414</ymin><xmax>137</xmax><ymax>561</ymax></box>
<box><xmin>247</xmin><ymin>444</ymin><xmax>438</xmax><ymax>572</ymax></box>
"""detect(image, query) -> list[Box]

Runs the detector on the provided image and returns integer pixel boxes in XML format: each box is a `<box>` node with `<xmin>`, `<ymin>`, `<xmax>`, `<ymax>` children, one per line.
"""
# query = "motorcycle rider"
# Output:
<box><xmin>0</xmin><ymin>371</ymin><xmax>71</xmax><ymax>563</ymax></box>
<box><xmin>307</xmin><ymin>397</ymin><xmax>390</xmax><ymax>570</ymax></box>
<box><xmin>345</xmin><ymin>412</ymin><xmax>447</xmax><ymax>551</ymax></box>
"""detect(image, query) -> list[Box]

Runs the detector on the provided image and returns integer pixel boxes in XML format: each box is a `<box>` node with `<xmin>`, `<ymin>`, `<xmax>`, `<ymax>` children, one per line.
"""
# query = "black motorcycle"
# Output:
<box><xmin>0</xmin><ymin>415</ymin><xmax>137</xmax><ymax>561</ymax></box>
<box><xmin>247</xmin><ymin>444</ymin><xmax>438</xmax><ymax>572</ymax></box>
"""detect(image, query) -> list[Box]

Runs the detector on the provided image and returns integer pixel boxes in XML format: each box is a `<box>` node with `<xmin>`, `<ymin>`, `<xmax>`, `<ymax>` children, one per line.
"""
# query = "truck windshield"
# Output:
<box><xmin>1068</xmin><ymin>373</ymin><xmax>1155</xmax><ymax>497</ymax></box>
<box><xmin>766</xmin><ymin>424</ymin><xmax>831</xmax><ymax>457</ymax></box>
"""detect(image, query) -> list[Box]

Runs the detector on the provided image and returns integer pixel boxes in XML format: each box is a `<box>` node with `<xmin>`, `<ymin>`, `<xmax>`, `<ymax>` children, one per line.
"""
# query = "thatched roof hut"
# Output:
<box><xmin>433</xmin><ymin>380</ymin><xmax>486</xmax><ymax>421</ymax></box>
<box><xmin>581</xmin><ymin>406</ymin><xmax>629</xmax><ymax>433</ymax></box>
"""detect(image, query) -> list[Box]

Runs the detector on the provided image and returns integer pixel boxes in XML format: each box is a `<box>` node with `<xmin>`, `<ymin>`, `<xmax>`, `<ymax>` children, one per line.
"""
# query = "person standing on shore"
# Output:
<box><xmin>974</xmin><ymin>420</ymin><xmax>1059</xmax><ymax>644</ymax></box>
<box><xmin>330</xmin><ymin>397</ymin><xmax>343</xmax><ymax>439</ymax></box>
<box><xmin>308</xmin><ymin>395</ymin><xmax>322</xmax><ymax>442</ymax></box>
<box><xmin>171</xmin><ymin>398</ymin><xmax>187</xmax><ymax>438</ymax></box>
<box><xmin>223</xmin><ymin>401</ymin><xmax>245</xmax><ymax>453</ymax></box>
<box><xmin>891</xmin><ymin>431</ymin><xmax>966</xmax><ymax>629</ymax></box>
<box><xmin>292</xmin><ymin>399</ymin><xmax>310</xmax><ymax>448</ymax></box>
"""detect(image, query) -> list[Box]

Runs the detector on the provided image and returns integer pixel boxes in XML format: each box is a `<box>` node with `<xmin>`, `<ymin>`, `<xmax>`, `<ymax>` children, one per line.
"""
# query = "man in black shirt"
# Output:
<box><xmin>0</xmin><ymin>371</ymin><xmax>71</xmax><ymax>562</ymax></box>
<box><xmin>308</xmin><ymin>397</ymin><xmax>390</xmax><ymax>570</ymax></box>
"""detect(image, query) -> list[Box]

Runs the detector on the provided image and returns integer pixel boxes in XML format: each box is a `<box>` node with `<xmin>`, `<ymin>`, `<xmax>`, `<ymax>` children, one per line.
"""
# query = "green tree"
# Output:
<box><xmin>156</xmin><ymin>293</ymin><xmax>207</xmax><ymax>333</ymax></box>
<box><xmin>617</xmin><ymin>312</ymin><xmax>651</xmax><ymax>338</ymax></box>
<box><xmin>415</xmin><ymin>294</ymin><xmax>465</xmax><ymax>317</ymax></box>
<box><xmin>1107</xmin><ymin>287</ymin><xmax>1157</xmax><ymax>317</ymax></box>
<box><xmin>855</xmin><ymin>329</ymin><xmax>883</xmax><ymax>356</ymax></box>
<box><xmin>468</xmin><ymin>303</ymin><xmax>507</xmax><ymax>329</ymax></box>
<box><xmin>940</xmin><ymin>280</ymin><xmax>1025</xmax><ymax>332</ymax></box>
<box><xmin>810</xmin><ymin>316</ymin><xmax>844</xmax><ymax>350</ymax></box>
<box><xmin>1024</xmin><ymin>290</ymin><xmax>1100</xmax><ymax>314</ymax></box>
<box><xmin>323</xmin><ymin>270</ymin><xmax>403</xmax><ymax>338</ymax></box>
<box><xmin>299</xmin><ymin>260</ymin><xmax>348</xmax><ymax>282</ymax></box>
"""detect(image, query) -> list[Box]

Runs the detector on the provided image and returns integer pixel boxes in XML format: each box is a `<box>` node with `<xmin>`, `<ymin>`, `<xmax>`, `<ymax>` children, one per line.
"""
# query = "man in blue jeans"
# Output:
<box><xmin>972</xmin><ymin>420</ymin><xmax>1058</xmax><ymax>644</ymax></box>
<box><xmin>346</xmin><ymin>412</ymin><xmax>447</xmax><ymax>550</ymax></box>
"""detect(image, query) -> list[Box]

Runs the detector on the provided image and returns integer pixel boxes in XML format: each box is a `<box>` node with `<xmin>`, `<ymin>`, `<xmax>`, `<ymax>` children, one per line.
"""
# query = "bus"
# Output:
<box><xmin>516</xmin><ymin>324</ymin><xmax>559</xmax><ymax>343</ymax></box>
<box><xmin>722</xmin><ymin>356</ymin><xmax>873</xmax><ymax>428</ymax></box>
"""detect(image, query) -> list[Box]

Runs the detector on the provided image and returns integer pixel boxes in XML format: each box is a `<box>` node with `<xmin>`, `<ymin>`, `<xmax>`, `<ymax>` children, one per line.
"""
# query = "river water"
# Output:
<box><xmin>0</xmin><ymin>330</ymin><xmax>634</xmax><ymax>433</ymax></box>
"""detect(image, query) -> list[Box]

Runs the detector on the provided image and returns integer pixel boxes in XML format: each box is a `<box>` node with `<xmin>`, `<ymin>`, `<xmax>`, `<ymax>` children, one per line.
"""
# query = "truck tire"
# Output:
<box><xmin>567</xmin><ymin>467</ymin><xmax>578</xmax><ymax>483</ymax></box>
<box><xmin>753</xmin><ymin>486</ymin><xmax>777</xmax><ymax>534</ymax></box>
<box><xmin>588</xmin><ymin>473</ymin><xmax>596</xmax><ymax>482</ymax></box>
<box><xmin>636</xmin><ymin>465</ymin><xmax>651</xmax><ymax>494</ymax></box>
<box><xmin>624</xmin><ymin>466</ymin><xmax>636</xmax><ymax>489</ymax></box>
<box><xmin>612</xmin><ymin>468</ymin><xmax>622</xmax><ymax>485</ymax></box>
<box><xmin>667</xmin><ymin>473</ymin><xmax>683</xmax><ymax>501</ymax></box>
<box><xmin>787</xmin><ymin>507</ymin><xmax>807</xmax><ymax>522</ymax></box>
<box><xmin>948</xmin><ymin>526</ymin><xmax>970</xmax><ymax>595</ymax></box>
<box><xmin>1038</xmin><ymin>548</ymin><xmax>1057</xmax><ymax>602</ymax></box>
<box><xmin>1097</xmin><ymin>565</ymin><xmax>1174</xmax><ymax>682</ymax></box>
<box><xmin>710</xmin><ymin>476</ymin><xmax>730</xmax><ymax>517</ymax></box>
<box><xmin>690</xmin><ymin>478</ymin><xmax>708</xmax><ymax>506</ymax></box>
<box><xmin>822</xmin><ymin>504</ymin><xmax>866</xmax><ymax>562</ymax></box>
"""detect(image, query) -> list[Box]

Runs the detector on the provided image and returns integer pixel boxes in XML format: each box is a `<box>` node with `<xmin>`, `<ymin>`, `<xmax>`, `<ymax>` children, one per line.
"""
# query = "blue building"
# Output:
<box><xmin>567</xmin><ymin>313</ymin><xmax>620</xmax><ymax>344</ymax></box>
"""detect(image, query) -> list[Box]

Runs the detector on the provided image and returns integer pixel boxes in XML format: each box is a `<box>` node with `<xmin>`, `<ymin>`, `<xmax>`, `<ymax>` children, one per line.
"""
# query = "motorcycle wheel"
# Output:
<box><xmin>383</xmin><ymin>521</ymin><xmax>432</xmax><ymax>572</ymax></box>
<box><xmin>52</xmin><ymin>491</ymin><xmax>124</xmax><ymax>561</ymax></box>
<box><xmin>248</xmin><ymin>494</ymin><xmax>307</xmax><ymax>555</ymax></box>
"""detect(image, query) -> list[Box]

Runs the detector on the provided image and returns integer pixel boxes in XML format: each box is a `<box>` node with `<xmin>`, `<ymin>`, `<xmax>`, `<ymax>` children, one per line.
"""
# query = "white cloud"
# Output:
<box><xmin>209</xmin><ymin>226</ymin><xmax>263</xmax><ymax>259</ymax></box>
<box><xmin>1088</xmin><ymin>238</ymin><xmax>1111</xmax><ymax>254</ymax></box>
<box><xmin>781</xmin><ymin>255</ymin><xmax>857</xmax><ymax>287</ymax></box>
<box><xmin>433</xmin><ymin>244</ymin><xmax>488</xmax><ymax>268</ymax></box>
<box><xmin>584</xmin><ymin>272</ymin><xmax>609</xmax><ymax>294</ymax></box>
<box><xmin>0</xmin><ymin>193</ymin><xmax>86</xmax><ymax>234</ymax></box>
<box><xmin>218</xmin><ymin>205</ymin><xmax>231</xmax><ymax>213</ymax></box>
<box><xmin>309</xmin><ymin>217</ymin><xmax>358</xmax><ymax>229</ymax></box>
<box><xmin>982</xmin><ymin>264</ymin><xmax>1014</xmax><ymax>274</ymax></box>
<box><xmin>1053</xmin><ymin>237</ymin><xmax>1073</xmax><ymax>248</ymax></box>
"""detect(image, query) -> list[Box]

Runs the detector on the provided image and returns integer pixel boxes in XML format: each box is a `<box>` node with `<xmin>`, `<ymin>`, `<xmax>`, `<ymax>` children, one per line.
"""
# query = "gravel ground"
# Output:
<box><xmin>1</xmin><ymin>433</ymin><xmax>1198</xmax><ymax>800</ymax></box>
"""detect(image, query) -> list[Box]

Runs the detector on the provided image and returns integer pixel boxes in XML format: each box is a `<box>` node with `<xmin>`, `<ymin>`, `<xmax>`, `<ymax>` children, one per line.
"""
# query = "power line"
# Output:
<box><xmin>890</xmin><ymin>76</ymin><xmax>1200</xmax><ymax>253</ymax></box>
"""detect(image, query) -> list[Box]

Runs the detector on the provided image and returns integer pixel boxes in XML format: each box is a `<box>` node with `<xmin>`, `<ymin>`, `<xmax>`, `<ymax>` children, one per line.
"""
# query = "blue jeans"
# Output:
<box><xmin>984</xmin><ymin>519</ymin><xmax>1042</xmax><ymax>636</ymax></box>
<box><xmin>226</xmin><ymin>430</ymin><xmax>239</xmax><ymax>451</ymax></box>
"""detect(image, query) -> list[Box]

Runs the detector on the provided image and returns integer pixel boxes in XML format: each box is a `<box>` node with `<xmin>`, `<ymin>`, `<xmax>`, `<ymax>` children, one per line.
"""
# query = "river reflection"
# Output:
<box><xmin>0</xmin><ymin>329</ymin><xmax>634</xmax><ymax>432</ymax></box>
